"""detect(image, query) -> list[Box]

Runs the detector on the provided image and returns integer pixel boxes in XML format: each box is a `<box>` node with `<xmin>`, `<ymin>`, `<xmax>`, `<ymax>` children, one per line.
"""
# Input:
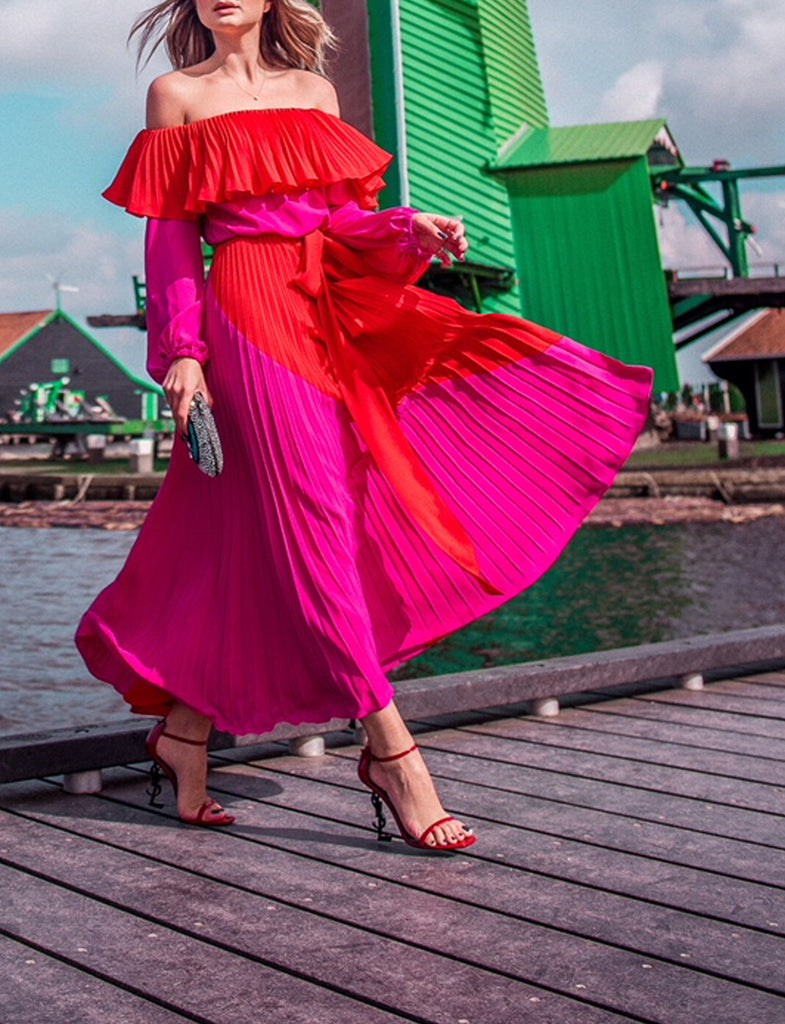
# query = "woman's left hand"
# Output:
<box><xmin>411</xmin><ymin>213</ymin><xmax>469</xmax><ymax>267</ymax></box>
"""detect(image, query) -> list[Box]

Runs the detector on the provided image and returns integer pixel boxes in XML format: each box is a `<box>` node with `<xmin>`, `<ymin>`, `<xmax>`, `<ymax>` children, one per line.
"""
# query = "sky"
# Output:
<box><xmin>1</xmin><ymin>0</ymin><xmax>783</xmax><ymax>383</ymax></box>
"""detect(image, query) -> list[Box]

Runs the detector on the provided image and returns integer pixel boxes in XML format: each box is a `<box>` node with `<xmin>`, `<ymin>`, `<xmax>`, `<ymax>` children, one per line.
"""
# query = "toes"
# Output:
<box><xmin>428</xmin><ymin>820</ymin><xmax>469</xmax><ymax>847</ymax></box>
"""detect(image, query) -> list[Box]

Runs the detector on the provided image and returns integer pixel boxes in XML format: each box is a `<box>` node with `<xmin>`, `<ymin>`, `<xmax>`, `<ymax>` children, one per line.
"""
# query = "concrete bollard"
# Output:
<box><xmin>129</xmin><ymin>438</ymin><xmax>155</xmax><ymax>474</ymax></box>
<box><xmin>289</xmin><ymin>734</ymin><xmax>325</xmax><ymax>757</ymax></box>
<box><xmin>705</xmin><ymin>415</ymin><xmax>720</xmax><ymax>442</ymax></box>
<box><xmin>63</xmin><ymin>769</ymin><xmax>103</xmax><ymax>794</ymax></box>
<box><xmin>85</xmin><ymin>435</ymin><xmax>106</xmax><ymax>464</ymax></box>
<box><xmin>680</xmin><ymin>672</ymin><xmax>704</xmax><ymax>691</ymax></box>
<box><xmin>718</xmin><ymin>422</ymin><xmax>739</xmax><ymax>460</ymax></box>
<box><xmin>531</xmin><ymin>697</ymin><xmax>560</xmax><ymax>717</ymax></box>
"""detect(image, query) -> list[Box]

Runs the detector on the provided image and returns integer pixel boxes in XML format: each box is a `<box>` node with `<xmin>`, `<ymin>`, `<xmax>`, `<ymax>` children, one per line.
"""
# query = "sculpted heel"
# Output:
<box><xmin>357</xmin><ymin>744</ymin><xmax>475</xmax><ymax>852</ymax></box>
<box><xmin>145</xmin><ymin>719</ymin><xmax>235</xmax><ymax>827</ymax></box>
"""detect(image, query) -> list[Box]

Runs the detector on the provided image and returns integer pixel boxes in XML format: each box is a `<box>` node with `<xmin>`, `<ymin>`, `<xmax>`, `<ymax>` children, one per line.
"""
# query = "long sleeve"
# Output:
<box><xmin>325</xmin><ymin>196</ymin><xmax>433</xmax><ymax>284</ymax></box>
<box><xmin>144</xmin><ymin>218</ymin><xmax>208</xmax><ymax>385</ymax></box>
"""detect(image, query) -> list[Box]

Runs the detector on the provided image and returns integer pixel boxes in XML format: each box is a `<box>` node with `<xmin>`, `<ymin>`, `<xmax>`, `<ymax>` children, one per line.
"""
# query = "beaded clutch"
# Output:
<box><xmin>185</xmin><ymin>392</ymin><xmax>223</xmax><ymax>477</ymax></box>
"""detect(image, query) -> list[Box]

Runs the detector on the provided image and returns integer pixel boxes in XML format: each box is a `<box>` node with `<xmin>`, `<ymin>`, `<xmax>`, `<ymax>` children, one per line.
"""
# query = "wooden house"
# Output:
<box><xmin>704</xmin><ymin>309</ymin><xmax>785</xmax><ymax>435</ymax></box>
<box><xmin>0</xmin><ymin>310</ymin><xmax>159</xmax><ymax>422</ymax></box>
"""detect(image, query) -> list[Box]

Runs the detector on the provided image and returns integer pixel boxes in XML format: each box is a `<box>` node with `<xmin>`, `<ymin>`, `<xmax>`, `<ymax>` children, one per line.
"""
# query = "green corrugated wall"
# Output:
<box><xmin>505</xmin><ymin>158</ymin><xmax>679</xmax><ymax>390</ymax></box>
<box><xmin>476</xmin><ymin>0</ymin><xmax>548</xmax><ymax>138</ymax></box>
<box><xmin>369</xmin><ymin>0</ymin><xmax>548</xmax><ymax>315</ymax></box>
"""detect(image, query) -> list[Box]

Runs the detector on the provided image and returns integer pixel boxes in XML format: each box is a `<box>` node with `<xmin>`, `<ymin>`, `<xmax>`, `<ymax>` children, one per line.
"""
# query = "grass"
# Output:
<box><xmin>626</xmin><ymin>441</ymin><xmax>785</xmax><ymax>469</ymax></box>
<box><xmin>0</xmin><ymin>458</ymin><xmax>169</xmax><ymax>475</ymax></box>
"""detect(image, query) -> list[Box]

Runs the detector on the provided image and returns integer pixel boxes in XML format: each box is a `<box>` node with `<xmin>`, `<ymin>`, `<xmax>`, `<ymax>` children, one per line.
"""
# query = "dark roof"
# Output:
<box><xmin>704</xmin><ymin>309</ymin><xmax>785</xmax><ymax>363</ymax></box>
<box><xmin>0</xmin><ymin>308</ymin><xmax>159</xmax><ymax>393</ymax></box>
<box><xmin>0</xmin><ymin>310</ymin><xmax>52</xmax><ymax>359</ymax></box>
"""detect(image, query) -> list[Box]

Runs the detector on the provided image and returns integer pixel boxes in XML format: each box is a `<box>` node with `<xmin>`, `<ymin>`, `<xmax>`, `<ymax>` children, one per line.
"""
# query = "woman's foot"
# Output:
<box><xmin>147</xmin><ymin>705</ymin><xmax>234</xmax><ymax>825</ymax></box>
<box><xmin>359</xmin><ymin>701</ymin><xmax>474</xmax><ymax>850</ymax></box>
<box><xmin>364</xmin><ymin>745</ymin><xmax>473</xmax><ymax>848</ymax></box>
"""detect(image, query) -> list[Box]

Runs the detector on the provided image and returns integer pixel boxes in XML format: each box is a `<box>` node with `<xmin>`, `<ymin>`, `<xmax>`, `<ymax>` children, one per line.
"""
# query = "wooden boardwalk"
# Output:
<box><xmin>2</xmin><ymin>672</ymin><xmax>785</xmax><ymax>1024</ymax></box>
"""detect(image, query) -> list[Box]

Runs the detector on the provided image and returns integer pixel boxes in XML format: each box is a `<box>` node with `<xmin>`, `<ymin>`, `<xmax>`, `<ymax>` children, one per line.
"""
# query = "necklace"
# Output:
<box><xmin>220</xmin><ymin>63</ymin><xmax>268</xmax><ymax>102</ymax></box>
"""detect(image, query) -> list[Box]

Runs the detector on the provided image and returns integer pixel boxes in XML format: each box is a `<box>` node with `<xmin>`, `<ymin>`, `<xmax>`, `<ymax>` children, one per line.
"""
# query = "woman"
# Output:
<box><xmin>76</xmin><ymin>0</ymin><xmax>652</xmax><ymax>848</ymax></box>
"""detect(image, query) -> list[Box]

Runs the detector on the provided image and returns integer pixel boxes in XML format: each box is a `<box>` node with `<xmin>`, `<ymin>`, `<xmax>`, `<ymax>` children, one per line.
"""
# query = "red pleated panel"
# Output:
<box><xmin>103</xmin><ymin>108</ymin><xmax>392</xmax><ymax>218</ymax></box>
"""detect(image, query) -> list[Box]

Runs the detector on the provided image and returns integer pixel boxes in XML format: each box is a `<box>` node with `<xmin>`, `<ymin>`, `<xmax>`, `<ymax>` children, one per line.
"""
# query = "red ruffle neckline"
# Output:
<box><xmin>103</xmin><ymin>108</ymin><xmax>393</xmax><ymax>219</ymax></box>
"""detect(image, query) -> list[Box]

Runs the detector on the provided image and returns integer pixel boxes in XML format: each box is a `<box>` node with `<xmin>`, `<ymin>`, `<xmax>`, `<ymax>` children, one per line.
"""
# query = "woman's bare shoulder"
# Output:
<box><xmin>146</xmin><ymin>71</ymin><xmax>194</xmax><ymax>129</ymax></box>
<box><xmin>146</xmin><ymin>65</ymin><xmax>216</xmax><ymax>128</ymax></box>
<box><xmin>289</xmin><ymin>69</ymin><xmax>339</xmax><ymax>116</ymax></box>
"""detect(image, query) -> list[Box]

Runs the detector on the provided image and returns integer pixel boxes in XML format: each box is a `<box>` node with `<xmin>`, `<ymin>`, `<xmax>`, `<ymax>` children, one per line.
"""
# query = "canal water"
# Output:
<box><xmin>1</xmin><ymin>518</ymin><xmax>783</xmax><ymax>737</ymax></box>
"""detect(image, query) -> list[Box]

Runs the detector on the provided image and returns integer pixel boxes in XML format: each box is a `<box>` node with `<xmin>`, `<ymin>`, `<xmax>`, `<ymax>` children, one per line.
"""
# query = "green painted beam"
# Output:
<box><xmin>366</xmin><ymin>0</ymin><xmax>404</xmax><ymax>207</ymax></box>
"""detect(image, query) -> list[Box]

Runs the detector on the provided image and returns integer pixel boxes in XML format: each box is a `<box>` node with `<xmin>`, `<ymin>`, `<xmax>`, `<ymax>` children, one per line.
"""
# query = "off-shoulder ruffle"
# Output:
<box><xmin>103</xmin><ymin>108</ymin><xmax>393</xmax><ymax>219</ymax></box>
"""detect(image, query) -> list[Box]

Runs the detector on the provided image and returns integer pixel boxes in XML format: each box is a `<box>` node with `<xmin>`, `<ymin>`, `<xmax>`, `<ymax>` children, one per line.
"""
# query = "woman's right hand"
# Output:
<box><xmin>163</xmin><ymin>357</ymin><xmax>212</xmax><ymax>437</ymax></box>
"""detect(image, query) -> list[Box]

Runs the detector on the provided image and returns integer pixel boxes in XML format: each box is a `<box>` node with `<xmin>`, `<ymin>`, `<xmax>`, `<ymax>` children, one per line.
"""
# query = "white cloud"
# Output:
<box><xmin>0</xmin><ymin>0</ymin><xmax>168</xmax><ymax>137</ymax></box>
<box><xmin>0</xmin><ymin>208</ymin><xmax>141</xmax><ymax>320</ymax></box>
<box><xmin>655</xmin><ymin>189</ymin><xmax>785</xmax><ymax>274</ymax></box>
<box><xmin>656</xmin><ymin>204</ymin><xmax>726</xmax><ymax>272</ymax></box>
<box><xmin>743</xmin><ymin>190</ymin><xmax>785</xmax><ymax>269</ymax></box>
<box><xmin>530</xmin><ymin>0</ymin><xmax>785</xmax><ymax>165</ymax></box>
<box><xmin>0</xmin><ymin>205</ymin><xmax>148</xmax><ymax>376</ymax></box>
<box><xmin>598</xmin><ymin>61</ymin><xmax>664</xmax><ymax>122</ymax></box>
<box><xmin>662</xmin><ymin>0</ymin><xmax>785</xmax><ymax>162</ymax></box>
<box><xmin>0</xmin><ymin>0</ymin><xmax>158</xmax><ymax>86</ymax></box>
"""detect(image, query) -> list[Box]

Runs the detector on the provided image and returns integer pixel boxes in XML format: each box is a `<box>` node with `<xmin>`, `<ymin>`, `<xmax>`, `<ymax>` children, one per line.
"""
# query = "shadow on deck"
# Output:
<box><xmin>2</xmin><ymin>663</ymin><xmax>785</xmax><ymax>1023</ymax></box>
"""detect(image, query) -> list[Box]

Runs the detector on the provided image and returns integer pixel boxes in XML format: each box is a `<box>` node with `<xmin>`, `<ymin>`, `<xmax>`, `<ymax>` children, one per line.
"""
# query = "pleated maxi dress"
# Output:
<box><xmin>75</xmin><ymin>108</ymin><xmax>653</xmax><ymax>736</ymax></box>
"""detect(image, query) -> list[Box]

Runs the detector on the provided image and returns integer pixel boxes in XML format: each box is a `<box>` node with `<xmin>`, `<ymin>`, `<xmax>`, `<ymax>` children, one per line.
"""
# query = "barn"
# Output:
<box><xmin>0</xmin><ymin>309</ymin><xmax>159</xmax><ymax>422</ymax></box>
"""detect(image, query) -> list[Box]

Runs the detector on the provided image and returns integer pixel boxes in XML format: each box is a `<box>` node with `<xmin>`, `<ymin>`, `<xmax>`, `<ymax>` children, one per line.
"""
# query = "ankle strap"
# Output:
<box><xmin>367</xmin><ymin>743</ymin><xmax>418</xmax><ymax>763</ymax></box>
<box><xmin>161</xmin><ymin>728</ymin><xmax>208</xmax><ymax>747</ymax></box>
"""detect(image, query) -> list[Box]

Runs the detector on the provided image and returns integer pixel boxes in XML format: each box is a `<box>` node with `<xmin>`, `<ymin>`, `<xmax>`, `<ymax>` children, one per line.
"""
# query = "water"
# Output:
<box><xmin>1</xmin><ymin>518</ymin><xmax>784</xmax><ymax>737</ymax></box>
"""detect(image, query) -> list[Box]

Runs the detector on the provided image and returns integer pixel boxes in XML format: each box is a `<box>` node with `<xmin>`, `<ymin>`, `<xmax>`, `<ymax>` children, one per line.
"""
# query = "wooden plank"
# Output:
<box><xmin>320</xmin><ymin>738</ymin><xmax>785</xmax><ymax>853</ymax></box>
<box><xmin>391</xmin><ymin>626</ymin><xmax>785</xmax><ymax>718</ymax></box>
<box><xmin>449</xmin><ymin>716</ymin><xmax>785</xmax><ymax>787</ymax></box>
<box><xmin>642</xmin><ymin>688</ymin><xmax>785</xmax><ymax>720</ymax></box>
<box><xmin>0</xmin><ymin>811</ymin><xmax>647</xmax><ymax>1024</ymax></box>
<box><xmin>735</xmin><ymin>671</ymin><xmax>785</xmax><ymax>687</ymax></box>
<box><xmin>668</xmin><ymin>274</ymin><xmax>785</xmax><ymax>298</ymax></box>
<box><xmin>577</xmin><ymin>696</ymin><xmax>785</xmax><ymax>740</ymax></box>
<box><xmin>234</xmin><ymin>745</ymin><xmax>785</xmax><ymax>879</ymax></box>
<box><xmin>0</xmin><ymin>862</ymin><xmax>424</xmax><ymax>1024</ymax></box>
<box><xmin>690</xmin><ymin>679</ymin><xmax>785</xmax><ymax>701</ymax></box>
<box><xmin>4</xmin><ymin>773</ymin><xmax>781</xmax><ymax>938</ymax></box>
<box><xmin>0</xmin><ymin>720</ymin><xmax>327</xmax><ymax>785</ymax></box>
<box><xmin>3</xmin><ymin>789</ymin><xmax>785</xmax><ymax>1023</ymax></box>
<box><xmin>0</xmin><ymin>934</ymin><xmax>198</xmax><ymax>1024</ymax></box>
<box><xmin>537</xmin><ymin>705</ymin><xmax>785</xmax><ymax>763</ymax></box>
<box><xmin>5</xmin><ymin>786</ymin><xmax>785</xmax><ymax>999</ymax></box>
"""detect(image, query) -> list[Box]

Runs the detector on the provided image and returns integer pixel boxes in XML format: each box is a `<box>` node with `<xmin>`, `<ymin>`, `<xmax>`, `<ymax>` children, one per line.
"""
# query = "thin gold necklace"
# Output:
<box><xmin>220</xmin><ymin>63</ymin><xmax>268</xmax><ymax>102</ymax></box>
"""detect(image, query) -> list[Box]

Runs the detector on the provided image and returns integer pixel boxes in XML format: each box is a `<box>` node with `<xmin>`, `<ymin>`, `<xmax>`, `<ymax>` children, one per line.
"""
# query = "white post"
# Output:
<box><xmin>129</xmin><ymin>438</ymin><xmax>155</xmax><ymax>474</ymax></box>
<box><xmin>85</xmin><ymin>434</ymin><xmax>106</xmax><ymax>464</ymax></box>
<box><xmin>680</xmin><ymin>672</ymin><xmax>704</xmax><ymax>691</ymax></box>
<box><xmin>63</xmin><ymin>770</ymin><xmax>103</xmax><ymax>794</ymax></box>
<box><xmin>289</xmin><ymin>735</ymin><xmax>325</xmax><ymax>757</ymax></box>
<box><xmin>531</xmin><ymin>697</ymin><xmax>560</xmax><ymax>717</ymax></box>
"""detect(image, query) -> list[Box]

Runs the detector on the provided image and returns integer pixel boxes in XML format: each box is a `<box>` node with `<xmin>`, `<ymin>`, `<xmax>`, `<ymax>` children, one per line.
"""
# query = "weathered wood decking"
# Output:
<box><xmin>2</xmin><ymin>671</ymin><xmax>785</xmax><ymax>1023</ymax></box>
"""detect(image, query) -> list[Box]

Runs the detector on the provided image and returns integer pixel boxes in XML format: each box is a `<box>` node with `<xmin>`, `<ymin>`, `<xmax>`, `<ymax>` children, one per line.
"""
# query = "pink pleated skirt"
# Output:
<box><xmin>76</xmin><ymin>234</ymin><xmax>652</xmax><ymax>735</ymax></box>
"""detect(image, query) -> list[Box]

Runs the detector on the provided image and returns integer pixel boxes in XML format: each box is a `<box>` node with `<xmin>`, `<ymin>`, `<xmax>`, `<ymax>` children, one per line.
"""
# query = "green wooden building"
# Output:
<box><xmin>321</xmin><ymin>0</ymin><xmax>680</xmax><ymax>390</ymax></box>
<box><xmin>491</xmin><ymin>120</ymin><xmax>681</xmax><ymax>388</ymax></box>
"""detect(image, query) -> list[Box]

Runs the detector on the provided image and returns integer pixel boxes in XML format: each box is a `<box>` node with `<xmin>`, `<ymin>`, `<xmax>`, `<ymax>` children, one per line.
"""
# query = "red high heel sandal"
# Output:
<box><xmin>358</xmin><ymin>743</ymin><xmax>476</xmax><ymax>851</ymax></box>
<box><xmin>145</xmin><ymin>720</ymin><xmax>235</xmax><ymax>827</ymax></box>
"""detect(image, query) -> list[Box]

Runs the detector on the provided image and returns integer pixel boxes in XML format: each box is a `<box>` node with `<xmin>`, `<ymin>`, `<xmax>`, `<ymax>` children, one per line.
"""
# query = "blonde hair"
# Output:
<box><xmin>131</xmin><ymin>0</ymin><xmax>335</xmax><ymax>74</ymax></box>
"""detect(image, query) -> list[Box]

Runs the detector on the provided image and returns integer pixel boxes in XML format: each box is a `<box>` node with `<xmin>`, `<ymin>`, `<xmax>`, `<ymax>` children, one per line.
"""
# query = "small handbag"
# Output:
<box><xmin>185</xmin><ymin>392</ymin><xmax>223</xmax><ymax>477</ymax></box>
